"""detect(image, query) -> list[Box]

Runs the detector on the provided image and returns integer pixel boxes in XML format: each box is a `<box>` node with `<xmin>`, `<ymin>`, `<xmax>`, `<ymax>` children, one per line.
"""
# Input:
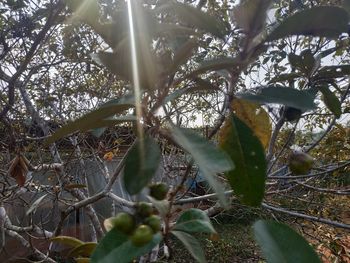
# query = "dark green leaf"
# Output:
<box><xmin>253</xmin><ymin>220</ymin><xmax>321</xmax><ymax>263</ymax></box>
<box><xmin>174</xmin><ymin>208</ymin><xmax>216</xmax><ymax>234</ymax></box>
<box><xmin>186</xmin><ymin>57</ymin><xmax>241</xmax><ymax>78</ymax></box>
<box><xmin>169</xmin><ymin>38</ymin><xmax>198</xmax><ymax>73</ymax></box>
<box><xmin>92</xmin><ymin>37</ymin><xmax>158</xmax><ymax>90</ymax></box>
<box><xmin>164</xmin><ymin>79</ymin><xmax>218</xmax><ymax>104</ymax></box>
<box><xmin>45</xmin><ymin>95</ymin><xmax>134</xmax><ymax>144</ymax></box>
<box><xmin>91</xmin><ymin>228</ymin><xmax>161</xmax><ymax>263</ymax></box>
<box><xmin>171</xmin><ymin>231</ymin><xmax>206</xmax><ymax>263</ymax></box>
<box><xmin>268</xmin><ymin>72</ymin><xmax>301</xmax><ymax>84</ymax></box>
<box><xmin>232</xmin><ymin>0</ymin><xmax>272</xmax><ymax>36</ymax></box>
<box><xmin>155</xmin><ymin>24</ymin><xmax>197</xmax><ymax>37</ymax></box>
<box><xmin>288</xmin><ymin>50</ymin><xmax>317</xmax><ymax>76</ymax></box>
<box><xmin>219</xmin><ymin>115</ymin><xmax>266</xmax><ymax>206</ymax></box>
<box><xmin>123</xmin><ymin>137</ymin><xmax>161</xmax><ymax>195</ymax></box>
<box><xmin>170</xmin><ymin>126</ymin><xmax>234</xmax><ymax>206</ymax></box>
<box><xmin>65</xmin><ymin>0</ymin><xmax>99</xmax><ymax>25</ymax></box>
<box><xmin>238</xmin><ymin>86</ymin><xmax>316</xmax><ymax>111</ymax></box>
<box><xmin>157</xmin><ymin>2</ymin><xmax>226</xmax><ymax>38</ymax></box>
<box><xmin>314</xmin><ymin>64</ymin><xmax>350</xmax><ymax>80</ymax></box>
<box><xmin>266</xmin><ymin>6</ymin><xmax>349</xmax><ymax>41</ymax></box>
<box><xmin>90</xmin><ymin>115</ymin><xmax>137</xmax><ymax>138</ymax></box>
<box><xmin>318</xmin><ymin>86</ymin><xmax>342</xmax><ymax>118</ymax></box>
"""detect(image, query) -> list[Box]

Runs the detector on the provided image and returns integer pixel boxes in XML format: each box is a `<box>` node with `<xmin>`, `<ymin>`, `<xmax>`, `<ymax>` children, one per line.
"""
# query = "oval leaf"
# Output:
<box><xmin>314</xmin><ymin>64</ymin><xmax>350</xmax><ymax>80</ymax></box>
<box><xmin>231</xmin><ymin>99</ymin><xmax>271</xmax><ymax>148</ymax></box>
<box><xmin>253</xmin><ymin>220</ymin><xmax>321</xmax><ymax>263</ymax></box>
<box><xmin>157</xmin><ymin>2</ymin><xmax>226</xmax><ymax>38</ymax></box>
<box><xmin>174</xmin><ymin>208</ymin><xmax>216</xmax><ymax>234</ymax></box>
<box><xmin>266</xmin><ymin>6</ymin><xmax>349</xmax><ymax>41</ymax></box>
<box><xmin>318</xmin><ymin>86</ymin><xmax>341</xmax><ymax>118</ymax></box>
<box><xmin>123</xmin><ymin>137</ymin><xmax>161</xmax><ymax>195</ymax></box>
<box><xmin>238</xmin><ymin>86</ymin><xmax>316</xmax><ymax>111</ymax></box>
<box><xmin>186</xmin><ymin>57</ymin><xmax>240</xmax><ymax>78</ymax></box>
<box><xmin>45</xmin><ymin>94</ymin><xmax>134</xmax><ymax>144</ymax></box>
<box><xmin>171</xmin><ymin>230</ymin><xmax>206</xmax><ymax>263</ymax></box>
<box><xmin>91</xmin><ymin>228</ymin><xmax>161</xmax><ymax>263</ymax></box>
<box><xmin>170</xmin><ymin>126</ymin><xmax>234</xmax><ymax>207</ymax></box>
<box><xmin>50</xmin><ymin>236</ymin><xmax>84</xmax><ymax>248</ymax></box>
<box><xmin>219</xmin><ymin>115</ymin><xmax>266</xmax><ymax>206</ymax></box>
<box><xmin>68</xmin><ymin>242</ymin><xmax>97</xmax><ymax>258</ymax></box>
<box><xmin>169</xmin><ymin>38</ymin><xmax>198</xmax><ymax>73</ymax></box>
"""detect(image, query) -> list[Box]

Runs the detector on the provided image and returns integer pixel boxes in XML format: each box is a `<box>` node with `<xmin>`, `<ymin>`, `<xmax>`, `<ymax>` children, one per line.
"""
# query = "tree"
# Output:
<box><xmin>0</xmin><ymin>0</ymin><xmax>349</xmax><ymax>262</ymax></box>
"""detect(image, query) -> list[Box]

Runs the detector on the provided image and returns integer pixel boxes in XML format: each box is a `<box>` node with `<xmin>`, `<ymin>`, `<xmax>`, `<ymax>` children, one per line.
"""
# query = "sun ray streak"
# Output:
<box><xmin>127</xmin><ymin>0</ymin><xmax>144</xmax><ymax>142</ymax></box>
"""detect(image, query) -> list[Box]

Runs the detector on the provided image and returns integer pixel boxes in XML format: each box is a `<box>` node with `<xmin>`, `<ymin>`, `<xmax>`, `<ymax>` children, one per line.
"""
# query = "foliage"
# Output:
<box><xmin>0</xmin><ymin>0</ymin><xmax>349</xmax><ymax>262</ymax></box>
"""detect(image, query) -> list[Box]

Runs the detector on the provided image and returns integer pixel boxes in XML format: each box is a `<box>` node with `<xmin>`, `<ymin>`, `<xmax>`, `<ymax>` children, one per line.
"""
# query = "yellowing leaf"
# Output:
<box><xmin>231</xmin><ymin>99</ymin><xmax>271</xmax><ymax>148</ymax></box>
<box><xmin>103</xmin><ymin>151</ymin><xmax>114</xmax><ymax>161</ymax></box>
<box><xmin>68</xmin><ymin>242</ymin><xmax>97</xmax><ymax>258</ymax></box>
<box><xmin>50</xmin><ymin>236</ymin><xmax>84</xmax><ymax>248</ymax></box>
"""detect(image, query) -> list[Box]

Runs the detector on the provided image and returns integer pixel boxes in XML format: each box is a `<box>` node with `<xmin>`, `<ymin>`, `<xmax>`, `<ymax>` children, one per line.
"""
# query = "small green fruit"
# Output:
<box><xmin>111</xmin><ymin>212</ymin><xmax>135</xmax><ymax>234</ymax></box>
<box><xmin>130</xmin><ymin>225</ymin><xmax>153</xmax><ymax>247</ymax></box>
<box><xmin>136</xmin><ymin>202</ymin><xmax>153</xmax><ymax>217</ymax></box>
<box><xmin>149</xmin><ymin>183</ymin><xmax>168</xmax><ymax>200</ymax></box>
<box><xmin>144</xmin><ymin>215</ymin><xmax>161</xmax><ymax>233</ymax></box>
<box><xmin>289</xmin><ymin>151</ymin><xmax>314</xmax><ymax>175</ymax></box>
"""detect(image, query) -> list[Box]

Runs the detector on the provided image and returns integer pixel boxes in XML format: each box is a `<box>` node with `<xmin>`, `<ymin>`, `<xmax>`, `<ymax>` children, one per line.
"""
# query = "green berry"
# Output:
<box><xmin>289</xmin><ymin>151</ymin><xmax>314</xmax><ymax>175</ymax></box>
<box><xmin>136</xmin><ymin>202</ymin><xmax>153</xmax><ymax>217</ymax></box>
<box><xmin>149</xmin><ymin>183</ymin><xmax>168</xmax><ymax>200</ymax></box>
<box><xmin>144</xmin><ymin>215</ymin><xmax>161</xmax><ymax>233</ymax></box>
<box><xmin>111</xmin><ymin>212</ymin><xmax>135</xmax><ymax>234</ymax></box>
<box><xmin>130</xmin><ymin>225</ymin><xmax>153</xmax><ymax>247</ymax></box>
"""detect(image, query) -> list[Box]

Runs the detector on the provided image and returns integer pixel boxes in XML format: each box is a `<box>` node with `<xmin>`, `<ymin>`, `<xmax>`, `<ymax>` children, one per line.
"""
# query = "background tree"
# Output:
<box><xmin>0</xmin><ymin>0</ymin><xmax>349</xmax><ymax>262</ymax></box>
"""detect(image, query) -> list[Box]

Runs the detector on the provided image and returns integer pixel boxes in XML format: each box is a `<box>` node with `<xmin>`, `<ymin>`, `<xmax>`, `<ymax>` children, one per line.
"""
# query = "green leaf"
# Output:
<box><xmin>65</xmin><ymin>0</ymin><xmax>99</xmax><ymax>25</ymax></box>
<box><xmin>169</xmin><ymin>38</ymin><xmax>198</xmax><ymax>73</ymax></box>
<box><xmin>91</xmin><ymin>229</ymin><xmax>161</xmax><ymax>263</ymax></box>
<box><xmin>171</xmin><ymin>231</ymin><xmax>206</xmax><ymax>263</ymax></box>
<box><xmin>232</xmin><ymin>0</ymin><xmax>272</xmax><ymax>36</ymax></box>
<box><xmin>314</xmin><ymin>64</ymin><xmax>350</xmax><ymax>80</ymax></box>
<box><xmin>288</xmin><ymin>50</ymin><xmax>318</xmax><ymax>76</ymax></box>
<box><xmin>50</xmin><ymin>236</ymin><xmax>84</xmax><ymax>248</ymax></box>
<box><xmin>318</xmin><ymin>86</ymin><xmax>342</xmax><ymax>118</ymax></box>
<box><xmin>155</xmin><ymin>24</ymin><xmax>197</xmax><ymax>37</ymax></box>
<box><xmin>123</xmin><ymin>137</ymin><xmax>161</xmax><ymax>195</ymax></box>
<box><xmin>219</xmin><ymin>115</ymin><xmax>266</xmax><ymax>206</ymax></box>
<box><xmin>157</xmin><ymin>2</ymin><xmax>226</xmax><ymax>38</ymax></box>
<box><xmin>68</xmin><ymin>242</ymin><xmax>97</xmax><ymax>258</ymax></box>
<box><xmin>164</xmin><ymin>79</ymin><xmax>218</xmax><ymax>104</ymax></box>
<box><xmin>26</xmin><ymin>194</ymin><xmax>47</xmax><ymax>215</ymax></box>
<box><xmin>170</xmin><ymin>126</ymin><xmax>234</xmax><ymax>206</ymax></box>
<box><xmin>45</xmin><ymin>95</ymin><xmax>134</xmax><ymax>144</ymax></box>
<box><xmin>174</xmin><ymin>208</ymin><xmax>216</xmax><ymax>234</ymax></box>
<box><xmin>238</xmin><ymin>86</ymin><xmax>316</xmax><ymax>111</ymax></box>
<box><xmin>147</xmin><ymin>196</ymin><xmax>170</xmax><ymax>218</ymax></box>
<box><xmin>92</xmin><ymin>36</ymin><xmax>158</xmax><ymax>90</ymax></box>
<box><xmin>253</xmin><ymin>220</ymin><xmax>321</xmax><ymax>263</ymax></box>
<box><xmin>266</xmin><ymin>6</ymin><xmax>349</xmax><ymax>41</ymax></box>
<box><xmin>186</xmin><ymin>57</ymin><xmax>241</xmax><ymax>78</ymax></box>
<box><xmin>268</xmin><ymin>72</ymin><xmax>301</xmax><ymax>84</ymax></box>
<box><xmin>90</xmin><ymin>115</ymin><xmax>137</xmax><ymax>138</ymax></box>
